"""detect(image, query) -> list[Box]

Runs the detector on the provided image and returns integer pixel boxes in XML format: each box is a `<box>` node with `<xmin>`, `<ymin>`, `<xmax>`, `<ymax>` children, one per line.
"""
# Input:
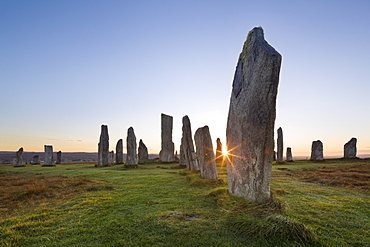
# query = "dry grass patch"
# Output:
<box><xmin>0</xmin><ymin>172</ymin><xmax>104</xmax><ymax>218</ymax></box>
<box><xmin>290</xmin><ymin>163</ymin><xmax>370</xmax><ymax>192</ymax></box>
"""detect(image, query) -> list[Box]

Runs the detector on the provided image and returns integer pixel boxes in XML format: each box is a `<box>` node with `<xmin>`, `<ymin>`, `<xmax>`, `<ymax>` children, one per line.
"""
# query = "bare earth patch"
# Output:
<box><xmin>290</xmin><ymin>163</ymin><xmax>370</xmax><ymax>193</ymax></box>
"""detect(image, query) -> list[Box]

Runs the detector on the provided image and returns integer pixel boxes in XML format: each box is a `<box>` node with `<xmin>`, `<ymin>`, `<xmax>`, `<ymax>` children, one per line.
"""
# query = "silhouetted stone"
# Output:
<box><xmin>180</xmin><ymin>115</ymin><xmax>198</xmax><ymax>171</ymax></box>
<box><xmin>216</xmin><ymin>138</ymin><xmax>223</xmax><ymax>162</ymax></box>
<box><xmin>226</xmin><ymin>27</ymin><xmax>282</xmax><ymax>203</ymax></box>
<box><xmin>277</xmin><ymin>127</ymin><xmax>283</xmax><ymax>163</ymax></box>
<box><xmin>98</xmin><ymin>125</ymin><xmax>109</xmax><ymax>167</ymax></box>
<box><xmin>138</xmin><ymin>139</ymin><xmax>149</xmax><ymax>161</ymax></box>
<box><xmin>344</xmin><ymin>137</ymin><xmax>357</xmax><ymax>158</ymax></box>
<box><xmin>33</xmin><ymin>155</ymin><xmax>40</xmax><ymax>164</ymax></box>
<box><xmin>116</xmin><ymin>139</ymin><xmax>123</xmax><ymax>164</ymax></box>
<box><xmin>56</xmin><ymin>151</ymin><xmax>62</xmax><ymax>164</ymax></box>
<box><xmin>126</xmin><ymin>127</ymin><xmax>138</xmax><ymax>167</ymax></box>
<box><xmin>108</xmin><ymin>150</ymin><xmax>114</xmax><ymax>164</ymax></box>
<box><xmin>14</xmin><ymin>147</ymin><xmax>24</xmax><ymax>167</ymax></box>
<box><xmin>194</xmin><ymin>126</ymin><xmax>217</xmax><ymax>179</ymax></box>
<box><xmin>43</xmin><ymin>145</ymin><xmax>54</xmax><ymax>166</ymax></box>
<box><xmin>310</xmin><ymin>140</ymin><xmax>323</xmax><ymax>161</ymax></box>
<box><xmin>286</xmin><ymin>147</ymin><xmax>293</xmax><ymax>162</ymax></box>
<box><xmin>159</xmin><ymin>113</ymin><xmax>175</xmax><ymax>162</ymax></box>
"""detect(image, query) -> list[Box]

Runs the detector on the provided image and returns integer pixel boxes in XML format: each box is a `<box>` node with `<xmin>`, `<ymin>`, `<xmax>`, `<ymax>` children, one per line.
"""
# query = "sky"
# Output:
<box><xmin>1</xmin><ymin>0</ymin><xmax>370</xmax><ymax>158</ymax></box>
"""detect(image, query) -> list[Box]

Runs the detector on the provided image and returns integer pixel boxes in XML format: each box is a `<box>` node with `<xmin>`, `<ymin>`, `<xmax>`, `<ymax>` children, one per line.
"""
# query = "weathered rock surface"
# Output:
<box><xmin>216</xmin><ymin>138</ymin><xmax>223</xmax><ymax>162</ymax></box>
<box><xmin>138</xmin><ymin>139</ymin><xmax>149</xmax><ymax>161</ymax></box>
<box><xmin>344</xmin><ymin>137</ymin><xmax>357</xmax><ymax>158</ymax></box>
<box><xmin>14</xmin><ymin>147</ymin><xmax>24</xmax><ymax>167</ymax></box>
<box><xmin>286</xmin><ymin>147</ymin><xmax>293</xmax><ymax>162</ymax></box>
<box><xmin>33</xmin><ymin>155</ymin><xmax>40</xmax><ymax>164</ymax></box>
<box><xmin>56</xmin><ymin>151</ymin><xmax>62</xmax><ymax>164</ymax></box>
<box><xmin>277</xmin><ymin>127</ymin><xmax>283</xmax><ymax>163</ymax></box>
<box><xmin>98</xmin><ymin>125</ymin><xmax>109</xmax><ymax>167</ymax></box>
<box><xmin>180</xmin><ymin>115</ymin><xmax>198</xmax><ymax>171</ymax></box>
<box><xmin>159</xmin><ymin>113</ymin><xmax>175</xmax><ymax>162</ymax></box>
<box><xmin>116</xmin><ymin>139</ymin><xmax>123</xmax><ymax>164</ymax></box>
<box><xmin>310</xmin><ymin>140</ymin><xmax>324</xmax><ymax>161</ymax></box>
<box><xmin>44</xmin><ymin>145</ymin><xmax>53</xmax><ymax>166</ymax></box>
<box><xmin>226</xmin><ymin>27</ymin><xmax>282</xmax><ymax>203</ymax></box>
<box><xmin>194</xmin><ymin>126</ymin><xmax>217</xmax><ymax>179</ymax></box>
<box><xmin>108</xmin><ymin>150</ymin><xmax>114</xmax><ymax>164</ymax></box>
<box><xmin>126</xmin><ymin>127</ymin><xmax>138</xmax><ymax>167</ymax></box>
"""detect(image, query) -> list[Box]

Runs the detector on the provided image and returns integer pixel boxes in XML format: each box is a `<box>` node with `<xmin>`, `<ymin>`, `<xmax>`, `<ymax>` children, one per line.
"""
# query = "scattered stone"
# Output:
<box><xmin>43</xmin><ymin>145</ymin><xmax>54</xmax><ymax>166</ymax></box>
<box><xmin>344</xmin><ymin>137</ymin><xmax>357</xmax><ymax>158</ymax></box>
<box><xmin>32</xmin><ymin>155</ymin><xmax>40</xmax><ymax>164</ymax></box>
<box><xmin>286</xmin><ymin>147</ymin><xmax>293</xmax><ymax>162</ymax></box>
<box><xmin>98</xmin><ymin>125</ymin><xmax>109</xmax><ymax>167</ymax></box>
<box><xmin>14</xmin><ymin>147</ymin><xmax>24</xmax><ymax>167</ymax></box>
<box><xmin>108</xmin><ymin>150</ymin><xmax>114</xmax><ymax>164</ymax></box>
<box><xmin>310</xmin><ymin>140</ymin><xmax>324</xmax><ymax>161</ymax></box>
<box><xmin>277</xmin><ymin>127</ymin><xmax>283</xmax><ymax>163</ymax></box>
<box><xmin>116</xmin><ymin>139</ymin><xmax>123</xmax><ymax>164</ymax></box>
<box><xmin>180</xmin><ymin>115</ymin><xmax>199</xmax><ymax>171</ymax></box>
<box><xmin>194</xmin><ymin>126</ymin><xmax>217</xmax><ymax>179</ymax></box>
<box><xmin>226</xmin><ymin>27</ymin><xmax>282</xmax><ymax>203</ymax></box>
<box><xmin>55</xmin><ymin>151</ymin><xmax>62</xmax><ymax>164</ymax></box>
<box><xmin>159</xmin><ymin>113</ymin><xmax>175</xmax><ymax>162</ymax></box>
<box><xmin>216</xmin><ymin>138</ymin><xmax>223</xmax><ymax>162</ymax></box>
<box><xmin>126</xmin><ymin>127</ymin><xmax>138</xmax><ymax>167</ymax></box>
<box><xmin>138</xmin><ymin>139</ymin><xmax>149</xmax><ymax>161</ymax></box>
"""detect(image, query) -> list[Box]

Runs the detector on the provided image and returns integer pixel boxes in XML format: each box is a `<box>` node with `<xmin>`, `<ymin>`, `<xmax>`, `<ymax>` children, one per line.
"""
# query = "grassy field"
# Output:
<box><xmin>0</xmin><ymin>159</ymin><xmax>369</xmax><ymax>246</ymax></box>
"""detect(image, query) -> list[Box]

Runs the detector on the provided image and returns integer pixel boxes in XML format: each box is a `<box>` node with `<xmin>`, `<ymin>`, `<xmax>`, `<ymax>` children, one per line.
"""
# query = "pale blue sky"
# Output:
<box><xmin>1</xmin><ymin>0</ymin><xmax>370</xmax><ymax>157</ymax></box>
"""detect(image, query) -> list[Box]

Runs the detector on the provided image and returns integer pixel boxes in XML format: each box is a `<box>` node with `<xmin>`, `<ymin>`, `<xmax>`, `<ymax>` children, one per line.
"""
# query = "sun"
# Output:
<box><xmin>222</xmin><ymin>146</ymin><xmax>229</xmax><ymax>156</ymax></box>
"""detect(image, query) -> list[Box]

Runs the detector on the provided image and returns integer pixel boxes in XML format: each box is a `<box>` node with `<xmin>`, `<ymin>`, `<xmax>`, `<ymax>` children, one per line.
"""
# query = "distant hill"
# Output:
<box><xmin>0</xmin><ymin>152</ymin><xmax>159</xmax><ymax>164</ymax></box>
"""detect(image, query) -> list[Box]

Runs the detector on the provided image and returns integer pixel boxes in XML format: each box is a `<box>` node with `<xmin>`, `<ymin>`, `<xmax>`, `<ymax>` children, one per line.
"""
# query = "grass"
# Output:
<box><xmin>0</xmin><ymin>159</ymin><xmax>369</xmax><ymax>246</ymax></box>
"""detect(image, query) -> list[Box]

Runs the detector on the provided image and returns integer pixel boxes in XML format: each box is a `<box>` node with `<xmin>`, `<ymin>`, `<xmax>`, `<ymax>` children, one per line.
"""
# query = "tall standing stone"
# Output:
<box><xmin>159</xmin><ymin>113</ymin><xmax>175</xmax><ymax>162</ymax></box>
<box><xmin>138</xmin><ymin>139</ymin><xmax>149</xmax><ymax>161</ymax></box>
<box><xmin>98</xmin><ymin>125</ymin><xmax>109</xmax><ymax>167</ymax></box>
<box><xmin>116</xmin><ymin>139</ymin><xmax>123</xmax><ymax>164</ymax></box>
<box><xmin>286</xmin><ymin>147</ymin><xmax>293</xmax><ymax>162</ymax></box>
<box><xmin>14</xmin><ymin>147</ymin><xmax>24</xmax><ymax>167</ymax></box>
<box><xmin>180</xmin><ymin>115</ymin><xmax>198</xmax><ymax>171</ymax></box>
<box><xmin>310</xmin><ymin>140</ymin><xmax>324</xmax><ymax>161</ymax></box>
<box><xmin>44</xmin><ymin>145</ymin><xmax>54</xmax><ymax>166</ymax></box>
<box><xmin>226</xmin><ymin>27</ymin><xmax>282</xmax><ymax>203</ymax></box>
<box><xmin>108</xmin><ymin>150</ymin><xmax>114</xmax><ymax>164</ymax></box>
<box><xmin>216</xmin><ymin>138</ymin><xmax>223</xmax><ymax>162</ymax></box>
<box><xmin>194</xmin><ymin>126</ymin><xmax>218</xmax><ymax>179</ymax></box>
<box><xmin>277</xmin><ymin>127</ymin><xmax>283</xmax><ymax>163</ymax></box>
<box><xmin>344</xmin><ymin>137</ymin><xmax>357</xmax><ymax>158</ymax></box>
<box><xmin>56</xmin><ymin>151</ymin><xmax>62</xmax><ymax>164</ymax></box>
<box><xmin>126</xmin><ymin>127</ymin><xmax>138</xmax><ymax>167</ymax></box>
<box><xmin>179</xmin><ymin>143</ymin><xmax>186</xmax><ymax>166</ymax></box>
<box><xmin>32</xmin><ymin>155</ymin><xmax>40</xmax><ymax>164</ymax></box>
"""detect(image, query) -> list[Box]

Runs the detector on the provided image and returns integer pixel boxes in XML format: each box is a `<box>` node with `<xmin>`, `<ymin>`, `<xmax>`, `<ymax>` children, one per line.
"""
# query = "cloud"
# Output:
<box><xmin>40</xmin><ymin>138</ymin><xmax>84</xmax><ymax>143</ymax></box>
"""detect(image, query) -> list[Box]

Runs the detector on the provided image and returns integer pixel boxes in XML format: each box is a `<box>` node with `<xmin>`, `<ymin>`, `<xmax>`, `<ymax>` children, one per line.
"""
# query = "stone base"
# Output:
<box><xmin>41</xmin><ymin>164</ymin><xmax>56</xmax><ymax>167</ymax></box>
<box><xmin>94</xmin><ymin>164</ymin><xmax>111</xmax><ymax>167</ymax></box>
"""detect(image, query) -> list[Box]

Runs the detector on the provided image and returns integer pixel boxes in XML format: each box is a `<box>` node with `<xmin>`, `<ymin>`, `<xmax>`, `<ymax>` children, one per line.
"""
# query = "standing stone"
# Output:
<box><xmin>56</xmin><ymin>151</ymin><xmax>62</xmax><ymax>164</ymax></box>
<box><xmin>14</xmin><ymin>147</ymin><xmax>24</xmax><ymax>167</ymax></box>
<box><xmin>108</xmin><ymin>150</ymin><xmax>114</xmax><ymax>164</ymax></box>
<box><xmin>159</xmin><ymin>113</ymin><xmax>175</xmax><ymax>162</ymax></box>
<box><xmin>180</xmin><ymin>115</ymin><xmax>199</xmax><ymax>171</ymax></box>
<box><xmin>194</xmin><ymin>126</ymin><xmax>218</xmax><ymax>179</ymax></box>
<box><xmin>277</xmin><ymin>127</ymin><xmax>283</xmax><ymax>163</ymax></box>
<box><xmin>226</xmin><ymin>27</ymin><xmax>282</xmax><ymax>203</ymax></box>
<box><xmin>216</xmin><ymin>138</ymin><xmax>223</xmax><ymax>162</ymax></box>
<box><xmin>126</xmin><ymin>127</ymin><xmax>138</xmax><ymax>167</ymax></box>
<box><xmin>138</xmin><ymin>139</ymin><xmax>149</xmax><ymax>161</ymax></box>
<box><xmin>310</xmin><ymin>140</ymin><xmax>324</xmax><ymax>161</ymax></box>
<box><xmin>116</xmin><ymin>139</ymin><xmax>123</xmax><ymax>164</ymax></box>
<box><xmin>179</xmin><ymin>143</ymin><xmax>186</xmax><ymax>166</ymax></box>
<box><xmin>344</xmin><ymin>137</ymin><xmax>357</xmax><ymax>158</ymax></box>
<box><xmin>43</xmin><ymin>145</ymin><xmax>54</xmax><ymax>166</ymax></box>
<box><xmin>98</xmin><ymin>125</ymin><xmax>109</xmax><ymax>167</ymax></box>
<box><xmin>32</xmin><ymin>155</ymin><xmax>40</xmax><ymax>164</ymax></box>
<box><xmin>286</xmin><ymin>147</ymin><xmax>293</xmax><ymax>162</ymax></box>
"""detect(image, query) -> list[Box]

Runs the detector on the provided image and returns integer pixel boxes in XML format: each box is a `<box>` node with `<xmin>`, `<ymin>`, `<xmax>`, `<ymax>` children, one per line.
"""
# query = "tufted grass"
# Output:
<box><xmin>0</xmin><ymin>159</ymin><xmax>369</xmax><ymax>246</ymax></box>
